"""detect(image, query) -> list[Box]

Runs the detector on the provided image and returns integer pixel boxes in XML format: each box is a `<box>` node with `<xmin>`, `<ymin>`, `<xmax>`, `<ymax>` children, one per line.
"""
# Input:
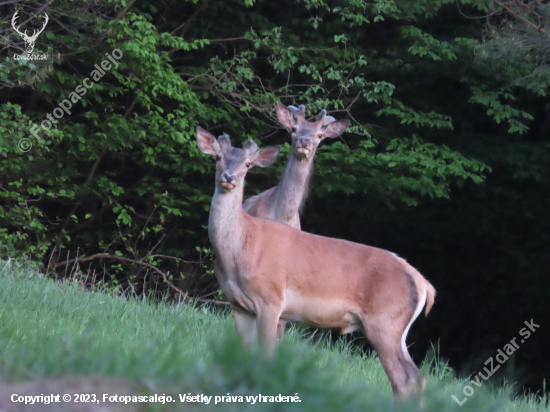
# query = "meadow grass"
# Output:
<box><xmin>0</xmin><ymin>259</ymin><xmax>547</xmax><ymax>411</ymax></box>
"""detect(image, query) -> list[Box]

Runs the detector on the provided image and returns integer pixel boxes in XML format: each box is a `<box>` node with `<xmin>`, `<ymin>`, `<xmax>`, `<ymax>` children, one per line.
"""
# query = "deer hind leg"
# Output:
<box><xmin>402</xmin><ymin>344</ymin><xmax>427</xmax><ymax>396</ymax></box>
<box><xmin>362</xmin><ymin>318</ymin><xmax>424</xmax><ymax>399</ymax></box>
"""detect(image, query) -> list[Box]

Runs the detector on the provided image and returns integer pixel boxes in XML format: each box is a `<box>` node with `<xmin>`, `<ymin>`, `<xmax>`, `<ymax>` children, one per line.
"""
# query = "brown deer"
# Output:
<box><xmin>196</xmin><ymin>126</ymin><xmax>435</xmax><ymax>399</ymax></box>
<box><xmin>244</xmin><ymin>103</ymin><xmax>350</xmax><ymax>230</ymax></box>
<box><xmin>244</xmin><ymin>103</ymin><xmax>350</xmax><ymax>340</ymax></box>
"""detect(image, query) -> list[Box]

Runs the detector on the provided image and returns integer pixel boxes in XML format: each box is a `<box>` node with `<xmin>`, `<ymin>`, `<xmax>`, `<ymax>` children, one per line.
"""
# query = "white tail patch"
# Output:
<box><xmin>401</xmin><ymin>287</ymin><xmax>427</xmax><ymax>361</ymax></box>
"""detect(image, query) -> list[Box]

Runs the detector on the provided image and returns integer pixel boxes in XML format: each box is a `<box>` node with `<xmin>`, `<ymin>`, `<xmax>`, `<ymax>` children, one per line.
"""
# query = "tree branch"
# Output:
<box><xmin>54</xmin><ymin>253</ymin><xmax>228</xmax><ymax>305</ymax></box>
<box><xmin>493</xmin><ymin>0</ymin><xmax>546</xmax><ymax>34</ymax></box>
<box><xmin>116</xmin><ymin>0</ymin><xmax>137</xmax><ymax>19</ymax></box>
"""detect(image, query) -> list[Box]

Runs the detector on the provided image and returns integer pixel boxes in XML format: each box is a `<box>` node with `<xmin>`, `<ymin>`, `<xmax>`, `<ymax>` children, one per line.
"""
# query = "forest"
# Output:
<box><xmin>0</xmin><ymin>0</ymin><xmax>549</xmax><ymax>400</ymax></box>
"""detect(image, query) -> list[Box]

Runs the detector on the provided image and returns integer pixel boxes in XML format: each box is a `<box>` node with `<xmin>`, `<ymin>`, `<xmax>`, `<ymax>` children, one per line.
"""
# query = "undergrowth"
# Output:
<box><xmin>0</xmin><ymin>259</ymin><xmax>547</xmax><ymax>411</ymax></box>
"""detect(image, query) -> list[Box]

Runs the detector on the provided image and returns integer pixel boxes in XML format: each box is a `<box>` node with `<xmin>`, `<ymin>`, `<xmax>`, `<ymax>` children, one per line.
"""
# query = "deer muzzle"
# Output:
<box><xmin>295</xmin><ymin>138</ymin><xmax>312</xmax><ymax>158</ymax></box>
<box><xmin>220</xmin><ymin>172</ymin><xmax>237</xmax><ymax>192</ymax></box>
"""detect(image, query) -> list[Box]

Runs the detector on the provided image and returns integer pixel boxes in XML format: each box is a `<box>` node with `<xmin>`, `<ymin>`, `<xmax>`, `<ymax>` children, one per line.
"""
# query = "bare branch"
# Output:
<box><xmin>53</xmin><ymin>253</ymin><xmax>228</xmax><ymax>305</ymax></box>
<box><xmin>493</xmin><ymin>0</ymin><xmax>547</xmax><ymax>34</ymax></box>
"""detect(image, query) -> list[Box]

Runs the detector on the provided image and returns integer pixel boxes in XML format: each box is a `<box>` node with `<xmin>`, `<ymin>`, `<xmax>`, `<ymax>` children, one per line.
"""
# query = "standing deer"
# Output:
<box><xmin>244</xmin><ymin>103</ymin><xmax>350</xmax><ymax>339</ymax></box>
<box><xmin>196</xmin><ymin>126</ymin><xmax>435</xmax><ymax>399</ymax></box>
<box><xmin>244</xmin><ymin>103</ymin><xmax>350</xmax><ymax>230</ymax></box>
<box><xmin>11</xmin><ymin>11</ymin><xmax>49</xmax><ymax>54</ymax></box>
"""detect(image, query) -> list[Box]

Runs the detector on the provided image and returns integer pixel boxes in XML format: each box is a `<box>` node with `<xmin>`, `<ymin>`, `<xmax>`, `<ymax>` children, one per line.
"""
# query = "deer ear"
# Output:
<box><xmin>322</xmin><ymin>120</ymin><xmax>350</xmax><ymax>139</ymax></box>
<box><xmin>196</xmin><ymin>126</ymin><xmax>221</xmax><ymax>156</ymax></box>
<box><xmin>276</xmin><ymin>102</ymin><xmax>296</xmax><ymax>130</ymax></box>
<box><xmin>251</xmin><ymin>146</ymin><xmax>282</xmax><ymax>168</ymax></box>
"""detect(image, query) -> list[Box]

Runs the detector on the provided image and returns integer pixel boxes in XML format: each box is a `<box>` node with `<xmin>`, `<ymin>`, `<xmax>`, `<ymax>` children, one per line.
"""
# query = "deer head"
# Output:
<box><xmin>276</xmin><ymin>102</ymin><xmax>350</xmax><ymax>160</ymax></box>
<box><xmin>196</xmin><ymin>127</ymin><xmax>281</xmax><ymax>193</ymax></box>
<box><xmin>12</xmin><ymin>11</ymin><xmax>49</xmax><ymax>54</ymax></box>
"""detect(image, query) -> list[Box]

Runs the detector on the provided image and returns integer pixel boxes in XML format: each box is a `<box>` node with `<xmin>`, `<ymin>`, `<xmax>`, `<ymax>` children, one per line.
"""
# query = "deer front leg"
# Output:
<box><xmin>256</xmin><ymin>305</ymin><xmax>282</xmax><ymax>357</ymax></box>
<box><xmin>277</xmin><ymin>319</ymin><xmax>286</xmax><ymax>342</ymax></box>
<box><xmin>233</xmin><ymin>306</ymin><xmax>257</xmax><ymax>349</ymax></box>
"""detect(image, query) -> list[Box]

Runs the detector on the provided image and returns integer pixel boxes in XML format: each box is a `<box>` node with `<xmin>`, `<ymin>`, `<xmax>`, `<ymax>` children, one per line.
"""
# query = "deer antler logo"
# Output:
<box><xmin>11</xmin><ymin>11</ymin><xmax>49</xmax><ymax>54</ymax></box>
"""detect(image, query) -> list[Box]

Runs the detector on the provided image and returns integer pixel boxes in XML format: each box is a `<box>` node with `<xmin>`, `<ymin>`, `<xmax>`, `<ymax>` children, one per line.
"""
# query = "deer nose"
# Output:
<box><xmin>298</xmin><ymin>138</ymin><xmax>311</xmax><ymax>147</ymax></box>
<box><xmin>222</xmin><ymin>172</ymin><xmax>236</xmax><ymax>183</ymax></box>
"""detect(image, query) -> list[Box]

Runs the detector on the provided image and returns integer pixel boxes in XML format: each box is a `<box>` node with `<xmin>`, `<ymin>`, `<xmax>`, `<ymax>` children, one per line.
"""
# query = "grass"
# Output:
<box><xmin>0</xmin><ymin>258</ymin><xmax>547</xmax><ymax>411</ymax></box>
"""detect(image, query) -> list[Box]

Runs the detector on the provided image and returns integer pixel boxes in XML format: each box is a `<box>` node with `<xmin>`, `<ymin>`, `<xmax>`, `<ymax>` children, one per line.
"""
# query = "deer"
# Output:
<box><xmin>244</xmin><ymin>102</ymin><xmax>350</xmax><ymax>230</ymax></box>
<box><xmin>196</xmin><ymin>126</ymin><xmax>436</xmax><ymax>399</ymax></box>
<box><xmin>11</xmin><ymin>11</ymin><xmax>49</xmax><ymax>54</ymax></box>
<box><xmin>243</xmin><ymin>103</ymin><xmax>349</xmax><ymax>340</ymax></box>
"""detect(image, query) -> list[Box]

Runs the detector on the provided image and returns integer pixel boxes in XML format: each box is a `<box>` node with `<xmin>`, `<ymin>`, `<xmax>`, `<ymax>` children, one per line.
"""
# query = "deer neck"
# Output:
<box><xmin>208</xmin><ymin>183</ymin><xmax>246</xmax><ymax>267</ymax></box>
<box><xmin>270</xmin><ymin>153</ymin><xmax>314</xmax><ymax>220</ymax></box>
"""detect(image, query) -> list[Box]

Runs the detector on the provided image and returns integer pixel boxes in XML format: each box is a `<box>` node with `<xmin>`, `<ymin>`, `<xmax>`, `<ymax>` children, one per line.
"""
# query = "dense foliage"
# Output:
<box><xmin>1</xmin><ymin>0</ymin><xmax>548</xmax><ymax>394</ymax></box>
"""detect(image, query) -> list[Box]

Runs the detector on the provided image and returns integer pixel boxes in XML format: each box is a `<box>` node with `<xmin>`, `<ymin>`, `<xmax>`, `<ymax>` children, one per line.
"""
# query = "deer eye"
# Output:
<box><xmin>291</xmin><ymin>127</ymin><xmax>297</xmax><ymax>133</ymax></box>
<box><xmin>318</xmin><ymin>133</ymin><xmax>323</xmax><ymax>138</ymax></box>
<box><xmin>245</xmin><ymin>162</ymin><xmax>251</xmax><ymax>168</ymax></box>
<box><xmin>215</xmin><ymin>155</ymin><xmax>221</xmax><ymax>161</ymax></box>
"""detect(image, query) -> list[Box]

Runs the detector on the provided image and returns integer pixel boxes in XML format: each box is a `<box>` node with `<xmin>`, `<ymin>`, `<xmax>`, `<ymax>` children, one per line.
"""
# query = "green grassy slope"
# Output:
<box><xmin>0</xmin><ymin>260</ymin><xmax>547</xmax><ymax>412</ymax></box>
